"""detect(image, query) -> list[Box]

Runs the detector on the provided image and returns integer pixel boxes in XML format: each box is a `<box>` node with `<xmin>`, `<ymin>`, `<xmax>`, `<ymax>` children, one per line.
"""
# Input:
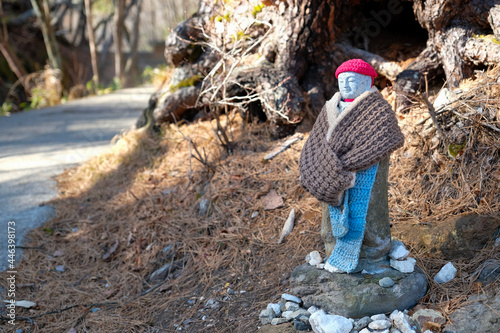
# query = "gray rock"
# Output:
<box><xmin>375</xmin><ymin>330</ymin><xmax>390</xmax><ymax>333</ymax></box>
<box><xmin>390</xmin><ymin>257</ymin><xmax>416</xmax><ymax>273</ymax></box>
<box><xmin>369</xmin><ymin>319</ymin><xmax>392</xmax><ymax>330</ymax></box>
<box><xmin>389</xmin><ymin>241</ymin><xmax>410</xmax><ymax>260</ymax></box>
<box><xmin>354</xmin><ymin>316</ymin><xmax>372</xmax><ymax>330</ymax></box>
<box><xmin>390</xmin><ymin>330</ymin><xmax>402</xmax><ymax>333</ymax></box>
<box><xmin>379</xmin><ymin>277</ymin><xmax>395</xmax><ymax>288</ymax></box>
<box><xmin>294</xmin><ymin>319</ymin><xmax>312</xmax><ymax>331</ymax></box>
<box><xmin>477</xmin><ymin>259</ymin><xmax>500</xmax><ymax>286</ymax></box>
<box><xmin>289</xmin><ymin>264</ymin><xmax>427</xmax><ymax>318</ymax></box>
<box><xmin>392</xmin><ymin>312</ymin><xmax>416</xmax><ymax>333</ymax></box>
<box><xmin>443</xmin><ymin>289</ymin><xmax>500</xmax><ymax>333</ymax></box>
<box><xmin>309</xmin><ymin>310</ymin><xmax>353</xmax><ymax>333</ymax></box>
<box><xmin>271</xmin><ymin>317</ymin><xmax>290</xmax><ymax>325</ymax></box>
<box><xmin>285</xmin><ymin>301</ymin><xmax>300</xmax><ymax>311</ymax></box>
<box><xmin>204</xmin><ymin>298</ymin><xmax>220</xmax><ymax>310</ymax></box>
<box><xmin>434</xmin><ymin>262</ymin><xmax>457</xmax><ymax>284</ymax></box>
<box><xmin>260</xmin><ymin>308</ymin><xmax>277</xmax><ymax>325</ymax></box>
<box><xmin>282</xmin><ymin>293</ymin><xmax>302</xmax><ymax>304</ymax></box>
<box><xmin>290</xmin><ymin>309</ymin><xmax>311</xmax><ymax>321</ymax></box>
<box><xmin>412</xmin><ymin>308</ymin><xmax>446</xmax><ymax>328</ymax></box>
<box><xmin>267</xmin><ymin>303</ymin><xmax>282</xmax><ymax>317</ymax></box>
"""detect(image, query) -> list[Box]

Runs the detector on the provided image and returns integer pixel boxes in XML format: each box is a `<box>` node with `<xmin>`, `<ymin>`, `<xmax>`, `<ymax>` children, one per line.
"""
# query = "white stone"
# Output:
<box><xmin>251</xmin><ymin>211</ymin><xmax>258</xmax><ymax>218</ymax></box>
<box><xmin>390</xmin><ymin>257</ymin><xmax>416</xmax><ymax>273</ymax></box>
<box><xmin>389</xmin><ymin>310</ymin><xmax>400</xmax><ymax>321</ymax></box>
<box><xmin>307</xmin><ymin>306</ymin><xmax>320</xmax><ymax>314</ymax></box>
<box><xmin>324</xmin><ymin>261</ymin><xmax>346</xmax><ymax>273</ymax></box>
<box><xmin>370</xmin><ymin>314</ymin><xmax>388</xmax><ymax>321</ymax></box>
<box><xmin>285</xmin><ymin>301</ymin><xmax>300</xmax><ymax>311</ymax></box>
<box><xmin>434</xmin><ymin>262</ymin><xmax>457</xmax><ymax>284</ymax></box>
<box><xmin>282</xmin><ymin>311</ymin><xmax>295</xmax><ymax>320</ymax></box>
<box><xmin>433</xmin><ymin>88</ymin><xmax>458</xmax><ymax>111</ymax></box>
<box><xmin>423</xmin><ymin>331</ymin><xmax>434</xmax><ymax>333</ymax></box>
<box><xmin>259</xmin><ymin>308</ymin><xmax>275</xmax><ymax>325</ymax></box>
<box><xmin>267</xmin><ymin>303</ymin><xmax>281</xmax><ymax>317</ymax></box>
<box><xmin>306</xmin><ymin>251</ymin><xmax>323</xmax><ymax>266</ymax></box>
<box><xmin>309</xmin><ymin>310</ymin><xmax>353</xmax><ymax>333</ymax></box>
<box><xmin>389</xmin><ymin>241</ymin><xmax>410</xmax><ymax>260</ymax></box>
<box><xmin>495</xmin><ymin>238</ymin><xmax>500</xmax><ymax>247</ymax></box>
<box><xmin>282</xmin><ymin>293</ymin><xmax>302</xmax><ymax>304</ymax></box>
<box><xmin>369</xmin><ymin>319</ymin><xmax>392</xmax><ymax>330</ymax></box>
<box><xmin>391</xmin><ymin>330</ymin><xmax>402</xmax><ymax>333</ymax></box>
<box><xmin>359</xmin><ymin>329</ymin><xmax>371</xmax><ymax>333</ymax></box>
<box><xmin>393</xmin><ymin>311</ymin><xmax>416</xmax><ymax>333</ymax></box>
<box><xmin>316</xmin><ymin>263</ymin><xmax>325</xmax><ymax>269</ymax></box>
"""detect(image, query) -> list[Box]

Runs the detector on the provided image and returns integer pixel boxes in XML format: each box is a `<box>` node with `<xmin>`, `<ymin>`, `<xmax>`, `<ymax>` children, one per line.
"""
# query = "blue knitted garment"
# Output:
<box><xmin>327</xmin><ymin>163</ymin><xmax>378</xmax><ymax>273</ymax></box>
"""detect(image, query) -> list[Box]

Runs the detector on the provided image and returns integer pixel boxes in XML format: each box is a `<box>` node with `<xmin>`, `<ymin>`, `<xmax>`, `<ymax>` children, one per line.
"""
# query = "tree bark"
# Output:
<box><xmin>84</xmin><ymin>0</ymin><xmax>99</xmax><ymax>86</ymax></box>
<box><xmin>0</xmin><ymin>31</ymin><xmax>30</xmax><ymax>96</ymax></box>
<box><xmin>113</xmin><ymin>0</ymin><xmax>126</xmax><ymax>83</ymax></box>
<box><xmin>125</xmin><ymin>0</ymin><xmax>143</xmax><ymax>87</ymax></box>
<box><xmin>30</xmin><ymin>0</ymin><xmax>62</xmax><ymax>70</ymax></box>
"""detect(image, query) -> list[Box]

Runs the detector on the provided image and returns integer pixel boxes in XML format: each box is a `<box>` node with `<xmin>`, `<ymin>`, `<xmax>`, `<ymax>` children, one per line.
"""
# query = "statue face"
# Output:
<box><xmin>338</xmin><ymin>72</ymin><xmax>372</xmax><ymax>100</ymax></box>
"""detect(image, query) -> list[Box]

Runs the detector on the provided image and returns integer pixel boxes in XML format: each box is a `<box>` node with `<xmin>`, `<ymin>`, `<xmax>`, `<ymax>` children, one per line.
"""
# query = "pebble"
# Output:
<box><xmin>308</xmin><ymin>305</ymin><xmax>320</xmax><ymax>314</ymax></box>
<box><xmin>379</xmin><ymin>277</ymin><xmax>395</xmax><ymax>288</ymax></box>
<box><xmin>389</xmin><ymin>241</ymin><xmax>410</xmax><ymax>260</ymax></box>
<box><xmin>282</xmin><ymin>293</ymin><xmax>302</xmax><ymax>304</ymax></box>
<box><xmin>251</xmin><ymin>211</ymin><xmax>259</xmax><ymax>218</ymax></box>
<box><xmin>267</xmin><ymin>303</ymin><xmax>281</xmax><ymax>317</ymax></box>
<box><xmin>360</xmin><ymin>329</ymin><xmax>371</xmax><ymax>333</ymax></box>
<box><xmin>434</xmin><ymin>262</ymin><xmax>457</xmax><ymax>284</ymax></box>
<box><xmin>390</xmin><ymin>257</ymin><xmax>416</xmax><ymax>273</ymax></box>
<box><xmin>369</xmin><ymin>319</ymin><xmax>392</xmax><ymax>330</ymax></box>
<box><xmin>294</xmin><ymin>319</ymin><xmax>312</xmax><ymax>331</ymax></box>
<box><xmin>390</xmin><ymin>310</ymin><xmax>399</xmax><ymax>321</ymax></box>
<box><xmin>371</xmin><ymin>314</ymin><xmax>388</xmax><ymax>321</ymax></box>
<box><xmin>412</xmin><ymin>308</ymin><xmax>446</xmax><ymax>326</ymax></box>
<box><xmin>354</xmin><ymin>316</ymin><xmax>372</xmax><ymax>330</ymax></box>
<box><xmin>309</xmin><ymin>310</ymin><xmax>353</xmax><ymax>333</ymax></box>
<box><xmin>495</xmin><ymin>237</ymin><xmax>500</xmax><ymax>247</ymax></box>
<box><xmin>282</xmin><ymin>311</ymin><xmax>295</xmax><ymax>320</ymax></box>
<box><xmin>391</xmin><ymin>330</ymin><xmax>402</xmax><ymax>333</ymax></box>
<box><xmin>290</xmin><ymin>309</ymin><xmax>310</xmax><ymax>320</ymax></box>
<box><xmin>271</xmin><ymin>317</ymin><xmax>289</xmax><ymax>325</ymax></box>
<box><xmin>259</xmin><ymin>308</ymin><xmax>276</xmax><ymax>325</ymax></box>
<box><xmin>204</xmin><ymin>299</ymin><xmax>220</xmax><ymax>310</ymax></box>
<box><xmin>392</xmin><ymin>311</ymin><xmax>416</xmax><ymax>333</ymax></box>
<box><xmin>317</xmin><ymin>263</ymin><xmax>325</xmax><ymax>269</ymax></box>
<box><xmin>306</xmin><ymin>251</ymin><xmax>323</xmax><ymax>266</ymax></box>
<box><xmin>285</xmin><ymin>301</ymin><xmax>300</xmax><ymax>311</ymax></box>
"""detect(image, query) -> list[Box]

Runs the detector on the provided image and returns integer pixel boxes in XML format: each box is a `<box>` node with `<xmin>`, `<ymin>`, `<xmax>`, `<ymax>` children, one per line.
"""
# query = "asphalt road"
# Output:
<box><xmin>0</xmin><ymin>86</ymin><xmax>155</xmax><ymax>272</ymax></box>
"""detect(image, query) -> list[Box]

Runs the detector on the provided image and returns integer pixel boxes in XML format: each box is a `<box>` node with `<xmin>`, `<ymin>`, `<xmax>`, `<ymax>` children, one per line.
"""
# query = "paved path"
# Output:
<box><xmin>0</xmin><ymin>86</ymin><xmax>155</xmax><ymax>271</ymax></box>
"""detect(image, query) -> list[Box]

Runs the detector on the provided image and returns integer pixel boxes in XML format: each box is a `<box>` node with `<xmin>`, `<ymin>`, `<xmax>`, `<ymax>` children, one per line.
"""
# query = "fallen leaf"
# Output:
<box><xmin>103</xmin><ymin>238</ymin><xmax>119</xmax><ymax>260</ymax></box>
<box><xmin>261</xmin><ymin>189</ymin><xmax>284</xmax><ymax>210</ymax></box>
<box><xmin>278</xmin><ymin>209</ymin><xmax>295</xmax><ymax>243</ymax></box>
<box><xmin>3</xmin><ymin>300</ymin><xmax>36</xmax><ymax>308</ymax></box>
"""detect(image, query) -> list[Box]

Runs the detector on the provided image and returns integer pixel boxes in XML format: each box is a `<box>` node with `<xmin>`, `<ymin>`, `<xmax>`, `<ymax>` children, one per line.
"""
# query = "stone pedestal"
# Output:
<box><xmin>289</xmin><ymin>263</ymin><xmax>428</xmax><ymax>319</ymax></box>
<box><xmin>321</xmin><ymin>158</ymin><xmax>392</xmax><ymax>274</ymax></box>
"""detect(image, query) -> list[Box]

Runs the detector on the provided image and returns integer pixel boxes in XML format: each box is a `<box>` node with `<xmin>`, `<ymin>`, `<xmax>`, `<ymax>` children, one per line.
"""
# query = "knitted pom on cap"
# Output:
<box><xmin>335</xmin><ymin>59</ymin><xmax>378</xmax><ymax>79</ymax></box>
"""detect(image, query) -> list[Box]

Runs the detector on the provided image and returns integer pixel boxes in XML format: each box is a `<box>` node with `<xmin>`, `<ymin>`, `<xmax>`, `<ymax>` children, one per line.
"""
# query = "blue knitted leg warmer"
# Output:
<box><xmin>328</xmin><ymin>192</ymin><xmax>349</xmax><ymax>238</ymax></box>
<box><xmin>327</xmin><ymin>163</ymin><xmax>378</xmax><ymax>273</ymax></box>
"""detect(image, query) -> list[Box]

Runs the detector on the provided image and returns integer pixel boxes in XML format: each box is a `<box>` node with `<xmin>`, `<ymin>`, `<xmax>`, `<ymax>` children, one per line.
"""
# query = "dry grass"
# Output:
<box><xmin>1</xmin><ymin>67</ymin><xmax>499</xmax><ymax>332</ymax></box>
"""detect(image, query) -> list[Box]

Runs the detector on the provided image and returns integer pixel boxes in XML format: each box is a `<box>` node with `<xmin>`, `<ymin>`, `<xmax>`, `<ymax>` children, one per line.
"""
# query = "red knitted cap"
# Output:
<box><xmin>335</xmin><ymin>59</ymin><xmax>378</xmax><ymax>79</ymax></box>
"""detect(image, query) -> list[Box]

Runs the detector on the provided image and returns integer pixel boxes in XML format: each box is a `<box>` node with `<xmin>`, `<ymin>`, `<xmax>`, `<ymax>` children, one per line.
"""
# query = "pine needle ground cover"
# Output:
<box><xmin>1</xmin><ymin>68</ymin><xmax>499</xmax><ymax>332</ymax></box>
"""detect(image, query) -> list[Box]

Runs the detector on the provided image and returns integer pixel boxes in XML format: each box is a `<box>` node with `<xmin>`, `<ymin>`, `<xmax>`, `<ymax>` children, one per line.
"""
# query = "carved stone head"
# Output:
<box><xmin>335</xmin><ymin>59</ymin><xmax>378</xmax><ymax>100</ymax></box>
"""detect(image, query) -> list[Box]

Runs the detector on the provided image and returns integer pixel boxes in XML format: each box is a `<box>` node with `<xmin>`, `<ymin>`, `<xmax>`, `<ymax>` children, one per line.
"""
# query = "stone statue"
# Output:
<box><xmin>299</xmin><ymin>59</ymin><xmax>405</xmax><ymax>274</ymax></box>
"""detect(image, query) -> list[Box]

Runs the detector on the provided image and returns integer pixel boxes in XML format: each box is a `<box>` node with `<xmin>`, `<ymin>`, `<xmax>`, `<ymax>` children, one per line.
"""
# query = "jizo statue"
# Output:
<box><xmin>299</xmin><ymin>59</ymin><xmax>405</xmax><ymax>273</ymax></box>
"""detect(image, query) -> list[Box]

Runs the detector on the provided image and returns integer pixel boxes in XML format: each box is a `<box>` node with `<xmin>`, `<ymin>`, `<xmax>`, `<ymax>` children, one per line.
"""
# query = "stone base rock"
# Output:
<box><xmin>289</xmin><ymin>263</ymin><xmax>428</xmax><ymax>319</ymax></box>
<box><xmin>443</xmin><ymin>288</ymin><xmax>500</xmax><ymax>333</ymax></box>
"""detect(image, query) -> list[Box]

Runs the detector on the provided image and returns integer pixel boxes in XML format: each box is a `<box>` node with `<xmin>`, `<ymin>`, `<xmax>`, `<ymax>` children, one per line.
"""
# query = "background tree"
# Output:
<box><xmin>85</xmin><ymin>0</ymin><xmax>100</xmax><ymax>86</ymax></box>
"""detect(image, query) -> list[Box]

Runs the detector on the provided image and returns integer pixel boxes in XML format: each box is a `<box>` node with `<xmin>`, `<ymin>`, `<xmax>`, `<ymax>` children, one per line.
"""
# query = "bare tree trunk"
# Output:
<box><xmin>0</xmin><ymin>31</ymin><xmax>30</xmax><ymax>96</ymax></box>
<box><xmin>84</xmin><ymin>0</ymin><xmax>99</xmax><ymax>86</ymax></box>
<box><xmin>113</xmin><ymin>0</ymin><xmax>126</xmax><ymax>84</ymax></box>
<box><xmin>30</xmin><ymin>0</ymin><xmax>62</xmax><ymax>70</ymax></box>
<box><xmin>125</xmin><ymin>0</ymin><xmax>143</xmax><ymax>87</ymax></box>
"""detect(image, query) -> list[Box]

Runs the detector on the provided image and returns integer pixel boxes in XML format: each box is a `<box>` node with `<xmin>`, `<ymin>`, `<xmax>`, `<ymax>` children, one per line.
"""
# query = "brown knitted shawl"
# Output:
<box><xmin>299</xmin><ymin>87</ymin><xmax>404</xmax><ymax>206</ymax></box>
